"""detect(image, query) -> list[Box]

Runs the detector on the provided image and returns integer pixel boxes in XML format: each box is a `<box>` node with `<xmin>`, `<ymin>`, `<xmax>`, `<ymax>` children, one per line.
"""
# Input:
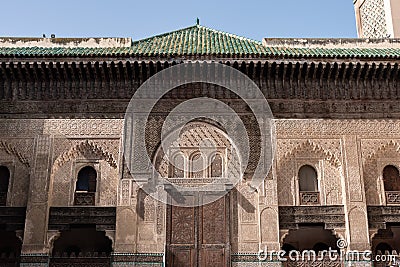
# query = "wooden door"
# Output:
<box><xmin>166</xmin><ymin>194</ymin><xmax>229</xmax><ymax>267</ymax></box>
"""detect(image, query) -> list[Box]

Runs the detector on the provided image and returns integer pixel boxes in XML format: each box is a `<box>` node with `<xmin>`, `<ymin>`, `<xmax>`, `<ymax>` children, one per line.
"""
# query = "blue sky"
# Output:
<box><xmin>0</xmin><ymin>0</ymin><xmax>357</xmax><ymax>41</ymax></box>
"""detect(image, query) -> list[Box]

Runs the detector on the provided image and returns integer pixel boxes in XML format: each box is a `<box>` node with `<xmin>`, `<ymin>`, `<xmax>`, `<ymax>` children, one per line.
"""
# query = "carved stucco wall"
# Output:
<box><xmin>362</xmin><ymin>140</ymin><xmax>400</xmax><ymax>205</ymax></box>
<box><xmin>2</xmin><ymin>118</ymin><xmax>400</xmax><ymax>254</ymax></box>
<box><xmin>276</xmin><ymin>139</ymin><xmax>343</xmax><ymax>206</ymax></box>
<box><xmin>0</xmin><ymin>139</ymin><xmax>33</xmax><ymax>206</ymax></box>
<box><xmin>50</xmin><ymin>139</ymin><xmax>120</xmax><ymax>206</ymax></box>
<box><xmin>135</xmin><ymin>121</ymin><xmax>238</xmax><ymax>253</ymax></box>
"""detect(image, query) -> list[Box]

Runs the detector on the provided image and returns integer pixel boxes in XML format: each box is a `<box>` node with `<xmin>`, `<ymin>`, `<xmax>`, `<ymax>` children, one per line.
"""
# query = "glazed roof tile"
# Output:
<box><xmin>0</xmin><ymin>25</ymin><xmax>400</xmax><ymax>59</ymax></box>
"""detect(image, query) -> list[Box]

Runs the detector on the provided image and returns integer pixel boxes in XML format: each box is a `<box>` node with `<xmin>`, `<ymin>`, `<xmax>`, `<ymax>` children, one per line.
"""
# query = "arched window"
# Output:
<box><xmin>190</xmin><ymin>152</ymin><xmax>204</xmax><ymax>178</ymax></box>
<box><xmin>76</xmin><ymin>166</ymin><xmax>97</xmax><ymax>192</ymax></box>
<box><xmin>298</xmin><ymin>165</ymin><xmax>319</xmax><ymax>205</ymax></box>
<box><xmin>171</xmin><ymin>153</ymin><xmax>185</xmax><ymax>178</ymax></box>
<box><xmin>74</xmin><ymin>166</ymin><xmax>97</xmax><ymax>206</ymax></box>
<box><xmin>298</xmin><ymin>165</ymin><xmax>318</xmax><ymax>192</ymax></box>
<box><xmin>383</xmin><ymin>165</ymin><xmax>400</xmax><ymax>191</ymax></box>
<box><xmin>210</xmin><ymin>153</ymin><xmax>223</xmax><ymax>177</ymax></box>
<box><xmin>0</xmin><ymin>166</ymin><xmax>10</xmax><ymax>206</ymax></box>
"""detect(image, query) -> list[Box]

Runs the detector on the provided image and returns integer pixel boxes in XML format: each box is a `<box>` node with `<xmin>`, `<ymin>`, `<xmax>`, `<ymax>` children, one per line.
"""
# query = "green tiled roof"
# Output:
<box><xmin>0</xmin><ymin>24</ymin><xmax>400</xmax><ymax>59</ymax></box>
<box><xmin>130</xmin><ymin>25</ymin><xmax>267</xmax><ymax>56</ymax></box>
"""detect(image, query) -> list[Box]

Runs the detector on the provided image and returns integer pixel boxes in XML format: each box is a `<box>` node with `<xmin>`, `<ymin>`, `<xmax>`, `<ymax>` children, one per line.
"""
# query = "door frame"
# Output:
<box><xmin>166</xmin><ymin>191</ymin><xmax>231</xmax><ymax>267</ymax></box>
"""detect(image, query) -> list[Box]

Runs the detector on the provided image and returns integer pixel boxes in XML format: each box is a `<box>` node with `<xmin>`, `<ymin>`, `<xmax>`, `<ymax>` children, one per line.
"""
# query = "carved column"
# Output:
<box><xmin>259</xmin><ymin>169</ymin><xmax>280</xmax><ymax>251</ymax></box>
<box><xmin>21</xmin><ymin>135</ymin><xmax>53</xmax><ymax>266</ymax></box>
<box><xmin>342</xmin><ymin>135</ymin><xmax>370</xmax><ymax>251</ymax></box>
<box><xmin>114</xmin><ymin>178</ymin><xmax>137</xmax><ymax>252</ymax></box>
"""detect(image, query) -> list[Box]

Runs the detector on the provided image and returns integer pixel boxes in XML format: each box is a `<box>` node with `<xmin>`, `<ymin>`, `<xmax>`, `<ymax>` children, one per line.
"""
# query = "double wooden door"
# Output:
<box><xmin>166</xmin><ymin>194</ymin><xmax>230</xmax><ymax>267</ymax></box>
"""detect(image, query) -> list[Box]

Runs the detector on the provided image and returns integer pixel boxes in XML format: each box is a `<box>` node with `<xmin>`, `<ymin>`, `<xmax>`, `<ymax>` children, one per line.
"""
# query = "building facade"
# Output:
<box><xmin>0</xmin><ymin>24</ymin><xmax>400</xmax><ymax>267</ymax></box>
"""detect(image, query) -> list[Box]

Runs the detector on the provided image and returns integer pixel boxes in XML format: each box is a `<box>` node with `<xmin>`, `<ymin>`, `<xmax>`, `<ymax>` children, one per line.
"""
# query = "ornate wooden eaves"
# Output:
<box><xmin>0</xmin><ymin>60</ymin><xmax>399</xmax><ymax>118</ymax></box>
<box><xmin>0</xmin><ymin>207</ymin><xmax>26</xmax><ymax>231</ymax></box>
<box><xmin>48</xmin><ymin>207</ymin><xmax>116</xmax><ymax>231</ymax></box>
<box><xmin>367</xmin><ymin>205</ymin><xmax>400</xmax><ymax>229</ymax></box>
<box><xmin>279</xmin><ymin>205</ymin><xmax>346</xmax><ymax>230</ymax></box>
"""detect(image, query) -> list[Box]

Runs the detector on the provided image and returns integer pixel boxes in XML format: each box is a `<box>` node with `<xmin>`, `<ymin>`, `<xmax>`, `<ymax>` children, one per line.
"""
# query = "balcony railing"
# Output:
<box><xmin>300</xmin><ymin>191</ymin><xmax>320</xmax><ymax>205</ymax></box>
<box><xmin>74</xmin><ymin>192</ymin><xmax>95</xmax><ymax>206</ymax></box>
<box><xmin>385</xmin><ymin>191</ymin><xmax>400</xmax><ymax>204</ymax></box>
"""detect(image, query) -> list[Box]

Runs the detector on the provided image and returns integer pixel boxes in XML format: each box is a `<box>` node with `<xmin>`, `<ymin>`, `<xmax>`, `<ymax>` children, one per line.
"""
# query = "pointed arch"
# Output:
<box><xmin>0</xmin><ymin>140</ymin><xmax>29</xmax><ymax>167</ymax></box>
<box><xmin>367</xmin><ymin>140</ymin><xmax>400</xmax><ymax>160</ymax></box>
<box><xmin>285</xmin><ymin>140</ymin><xmax>341</xmax><ymax>167</ymax></box>
<box><xmin>53</xmin><ymin>140</ymin><xmax>117</xmax><ymax>171</ymax></box>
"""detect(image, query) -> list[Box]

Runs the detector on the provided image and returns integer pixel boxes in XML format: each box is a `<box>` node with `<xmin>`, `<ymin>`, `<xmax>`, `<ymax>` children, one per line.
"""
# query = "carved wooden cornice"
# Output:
<box><xmin>0</xmin><ymin>207</ymin><xmax>27</xmax><ymax>231</ymax></box>
<box><xmin>278</xmin><ymin>205</ymin><xmax>346</xmax><ymax>230</ymax></box>
<box><xmin>367</xmin><ymin>206</ymin><xmax>400</xmax><ymax>229</ymax></box>
<box><xmin>48</xmin><ymin>207</ymin><xmax>116</xmax><ymax>231</ymax></box>
<box><xmin>0</xmin><ymin>61</ymin><xmax>399</xmax><ymax>118</ymax></box>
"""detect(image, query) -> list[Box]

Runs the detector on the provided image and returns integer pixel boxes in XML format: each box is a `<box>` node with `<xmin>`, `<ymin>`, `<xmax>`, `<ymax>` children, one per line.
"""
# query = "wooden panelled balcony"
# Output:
<box><xmin>300</xmin><ymin>192</ymin><xmax>320</xmax><ymax>205</ymax></box>
<box><xmin>74</xmin><ymin>192</ymin><xmax>95</xmax><ymax>206</ymax></box>
<box><xmin>386</xmin><ymin>191</ymin><xmax>400</xmax><ymax>204</ymax></box>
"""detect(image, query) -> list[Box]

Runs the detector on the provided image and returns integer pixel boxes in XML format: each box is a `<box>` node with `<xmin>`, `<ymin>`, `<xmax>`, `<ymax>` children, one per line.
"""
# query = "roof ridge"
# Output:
<box><xmin>132</xmin><ymin>24</ymin><xmax>198</xmax><ymax>45</ymax></box>
<box><xmin>196</xmin><ymin>24</ymin><xmax>263</xmax><ymax>45</ymax></box>
<box><xmin>132</xmin><ymin>24</ymin><xmax>264</xmax><ymax>47</ymax></box>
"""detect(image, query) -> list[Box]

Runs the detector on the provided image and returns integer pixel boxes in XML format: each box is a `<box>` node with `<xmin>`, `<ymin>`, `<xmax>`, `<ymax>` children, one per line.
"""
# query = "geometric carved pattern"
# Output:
<box><xmin>49</xmin><ymin>138</ymin><xmax>119</xmax><ymax>207</ymax></box>
<box><xmin>53</xmin><ymin>140</ymin><xmax>117</xmax><ymax>170</ymax></box>
<box><xmin>360</xmin><ymin>0</ymin><xmax>388</xmax><ymax>38</ymax></box>
<box><xmin>385</xmin><ymin>192</ymin><xmax>400</xmax><ymax>204</ymax></box>
<box><xmin>362</xmin><ymin>140</ymin><xmax>400</xmax><ymax>205</ymax></box>
<box><xmin>239</xmin><ymin>184</ymin><xmax>257</xmax><ymax>223</ymax></box>
<box><xmin>299</xmin><ymin>192</ymin><xmax>320</xmax><ymax>205</ymax></box>
<box><xmin>155</xmin><ymin>122</ymin><xmax>239</xmax><ymax>190</ymax></box>
<box><xmin>367</xmin><ymin>206</ymin><xmax>400</xmax><ymax>229</ymax></box>
<box><xmin>167</xmin><ymin>195</ymin><xmax>228</xmax><ymax>266</ymax></box>
<box><xmin>48</xmin><ymin>207</ymin><xmax>116</xmax><ymax>231</ymax></box>
<box><xmin>277</xmin><ymin>139</ymin><xmax>343</xmax><ymax>206</ymax></box>
<box><xmin>279</xmin><ymin>206</ymin><xmax>346</xmax><ymax>229</ymax></box>
<box><xmin>276</xmin><ymin>120</ymin><xmax>400</xmax><ymax>138</ymax></box>
<box><xmin>364</xmin><ymin>140</ymin><xmax>400</xmax><ymax>160</ymax></box>
<box><xmin>171</xmin><ymin>206</ymin><xmax>195</xmax><ymax>244</ymax></box>
<box><xmin>0</xmin><ymin>140</ymin><xmax>30</xmax><ymax>167</ymax></box>
<box><xmin>282</xmin><ymin>140</ymin><xmax>341</xmax><ymax>168</ymax></box>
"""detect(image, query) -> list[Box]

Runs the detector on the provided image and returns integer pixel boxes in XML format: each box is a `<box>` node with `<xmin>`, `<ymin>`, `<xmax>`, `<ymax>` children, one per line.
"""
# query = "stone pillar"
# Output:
<box><xmin>259</xmin><ymin>170</ymin><xmax>280</xmax><ymax>251</ymax></box>
<box><xmin>21</xmin><ymin>135</ymin><xmax>52</xmax><ymax>266</ymax></box>
<box><xmin>342</xmin><ymin>136</ymin><xmax>370</xmax><ymax>251</ymax></box>
<box><xmin>114</xmin><ymin>178</ymin><xmax>137</xmax><ymax>253</ymax></box>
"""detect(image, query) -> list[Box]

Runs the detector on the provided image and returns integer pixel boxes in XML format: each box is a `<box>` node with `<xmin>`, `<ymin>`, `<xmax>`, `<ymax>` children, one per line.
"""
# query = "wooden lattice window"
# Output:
<box><xmin>74</xmin><ymin>166</ymin><xmax>97</xmax><ymax>206</ymax></box>
<box><xmin>383</xmin><ymin>165</ymin><xmax>400</xmax><ymax>191</ymax></box>
<box><xmin>298</xmin><ymin>165</ymin><xmax>319</xmax><ymax>205</ymax></box>
<box><xmin>190</xmin><ymin>152</ymin><xmax>204</xmax><ymax>178</ymax></box>
<box><xmin>299</xmin><ymin>165</ymin><xmax>318</xmax><ymax>192</ymax></box>
<box><xmin>210</xmin><ymin>153</ymin><xmax>223</xmax><ymax>177</ymax></box>
<box><xmin>171</xmin><ymin>153</ymin><xmax>185</xmax><ymax>178</ymax></box>
<box><xmin>383</xmin><ymin>165</ymin><xmax>400</xmax><ymax>205</ymax></box>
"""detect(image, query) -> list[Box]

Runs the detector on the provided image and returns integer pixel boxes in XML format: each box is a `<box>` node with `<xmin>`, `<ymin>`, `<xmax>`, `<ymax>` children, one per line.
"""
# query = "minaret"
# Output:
<box><xmin>354</xmin><ymin>0</ymin><xmax>399</xmax><ymax>38</ymax></box>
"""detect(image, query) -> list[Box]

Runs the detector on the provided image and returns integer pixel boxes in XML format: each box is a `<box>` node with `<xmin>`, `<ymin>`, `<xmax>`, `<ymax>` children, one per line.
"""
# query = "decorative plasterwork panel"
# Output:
<box><xmin>359</xmin><ymin>0</ymin><xmax>388</xmax><ymax>38</ymax></box>
<box><xmin>53</xmin><ymin>140</ymin><xmax>118</xmax><ymax>171</ymax></box>
<box><xmin>276</xmin><ymin>139</ymin><xmax>343</xmax><ymax>206</ymax></box>
<box><xmin>362</xmin><ymin>139</ymin><xmax>400</xmax><ymax>205</ymax></box>
<box><xmin>275</xmin><ymin>119</ymin><xmax>400</xmax><ymax>138</ymax></box>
